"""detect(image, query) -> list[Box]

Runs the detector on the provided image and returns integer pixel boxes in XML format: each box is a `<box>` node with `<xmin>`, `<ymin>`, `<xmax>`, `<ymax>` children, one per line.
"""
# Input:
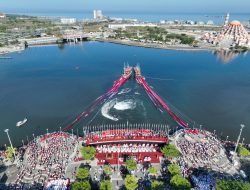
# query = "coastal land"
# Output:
<box><xmin>1</xmin><ymin>14</ymin><xmax>249</xmax><ymax>55</ymax></box>
<box><xmin>95</xmin><ymin>38</ymin><xmax>217</xmax><ymax>51</ymax></box>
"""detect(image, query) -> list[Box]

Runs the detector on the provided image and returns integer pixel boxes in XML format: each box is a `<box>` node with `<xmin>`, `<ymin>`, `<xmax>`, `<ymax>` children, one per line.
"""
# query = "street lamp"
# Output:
<box><xmin>46</xmin><ymin>128</ymin><xmax>49</xmax><ymax>135</ymax></box>
<box><xmin>60</xmin><ymin>126</ymin><xmax>62</xmax><ymax>132</ymax></box>
<box><xmin>242</xmin><ymin>138</ymin><xmax>245</xmax><ymax>145</ymax></box>
<box><xmin>213</xmin><ymin>130</ymin><xmax>216</xmax><ymax>135</ymax></box>
<box><xmin>226</xmin><ymin>136</ymin><xmax>229</xmax><ymax>141</ymax></box>
<box><xmin>199</xmin><ymin>125</ymin><xmax>202</xmax><ymax>131</ymax></box>
<box><xmin>4</xmin><ymin>129</ymin><xmax>16</xmax><ymax>160</ymax></box>
<box><xmin>234</xmin><ymin>124</ymin><xmax>245</xmax><ymax>156</ymax></box>
<box><xmin>26</xmin><ymin>136</ymin><xmax>29</xmax><ymax>143</ymax></box>
<box><xmin>22</xmin><ymin>140</ymin><xmax>24</xmax><ymax>147</ymax></box>
<box><xmin>32</xmin><ymin>133</ymin><xmax>35</xmax><ymax>140</ymax></box>
<box><xmin>71</xmin><ymin>129</ymin><xmax>74</xmax><ymax>137</ymax></box>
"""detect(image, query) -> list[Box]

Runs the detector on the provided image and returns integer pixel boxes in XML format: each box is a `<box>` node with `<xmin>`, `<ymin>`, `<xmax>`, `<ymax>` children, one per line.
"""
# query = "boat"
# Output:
<box><xmin>16</xmin><ymin>118</ymin><xmax>28</xmax><ymax>127</ymax></box>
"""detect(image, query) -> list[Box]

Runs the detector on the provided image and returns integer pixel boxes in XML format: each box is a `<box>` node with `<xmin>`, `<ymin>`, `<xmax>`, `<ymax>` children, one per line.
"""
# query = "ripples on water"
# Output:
<box><xmin>0</xmin><ymin>42</ymin><xmax>250</xmax><ymax>146</ymax></box>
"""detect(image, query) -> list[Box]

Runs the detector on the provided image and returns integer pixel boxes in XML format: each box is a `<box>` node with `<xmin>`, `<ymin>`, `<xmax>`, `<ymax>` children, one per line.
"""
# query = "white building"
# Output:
<box><xmin>196</xmin><ymin>21</ymin><xmax>205</xmax><ymax>25</ymax></box>
<box><xmin>0</xmin><ymin>12</ymin><xmax>6</xmax><ymax>18</ymax></box>
<box><xmin>60</xmin><ymin>18</ymin><xmax>76</xmax><ymax>24</ymax></box>
<box><xmin>93</xmin><ymin>10</ymin><xmax>104</xmax><ymax>20</ymax></box>
<box><xmin>108</xmin><ymin>23</ymin><xmax>157</xmax><ymax>30</ymax></box>
<box><xmin>207</xmin><ymin>20</ymin><xmax>214</xmax><ymax>25</ymax></box>
<box><xmin>224</xmin><ymin>13</ymin><xmax>230</xmax><ymax>26</ymax></box>
<box><xmin>202</xmin><ymin>20</ymin><xmax>250</xmax><ymax>48</ymax></box>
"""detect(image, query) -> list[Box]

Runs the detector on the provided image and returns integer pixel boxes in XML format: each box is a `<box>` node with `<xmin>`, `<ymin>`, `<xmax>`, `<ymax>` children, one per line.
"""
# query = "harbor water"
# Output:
<box><xmin>0</xmin><ymin>42</ymin><xmax>250</xmax><ymax>146</ymax></box>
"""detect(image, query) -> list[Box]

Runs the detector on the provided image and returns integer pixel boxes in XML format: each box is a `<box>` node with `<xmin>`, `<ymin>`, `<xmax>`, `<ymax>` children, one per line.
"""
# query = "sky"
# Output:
<box><xmin>1</xmin><ymin>0</ymin><xmax>250</xmax><ymax>13</ymax></box>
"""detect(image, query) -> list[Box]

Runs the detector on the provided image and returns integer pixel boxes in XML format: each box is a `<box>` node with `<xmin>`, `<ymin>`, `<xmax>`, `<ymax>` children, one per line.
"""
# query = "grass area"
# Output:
<box><xmin>111</xmin><ymin>26</ymin><xmax>196</xmax><ymax>45</ymax></box>
<box><xmin>0</xmin><ymin>15</ymin><xmax>63</xmax><ymax>46</ymax></box>
<box><xmin>83</xmin><ymin>22</ymin><xmax>108</xmax><ymax>32</ymax></box>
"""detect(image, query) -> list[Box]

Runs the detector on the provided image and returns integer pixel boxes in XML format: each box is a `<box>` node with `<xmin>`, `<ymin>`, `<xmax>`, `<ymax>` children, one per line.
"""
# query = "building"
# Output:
<box><xmin>60</xmin><ymin>18</ymin><xmax>76</xmax><ymax>24</ymax></box>
<box><xmin>206</xmin><ymin>20</ymin><xmax>214</xmax><ymax>25</ymax></box>
<box><xmin>108</xmin><ymin>23</ymin><xmax>157</xmax><ymax>30</ymax></box>
<box><xmin>93</xmin><ymin>10</ymin><xmax>104</xmax><ymax>20</ymax></box>
<box><xmin>196</xmin><ymin>21</ymin><xmax>205</xmax><ymax>25</ymax></box>
<box><xmin>83</xmin><ymin>127</ymin><xmax>168</xmax><ymax>165</ymax></box>
<box><xmin>224</xmin><ymin>13</ymin><xmax>230</xmax><ymax>26</ymax></box>
<box><xmin>0</xmin><ymin>12</ymin><xmax>6</xmax><ymax>18</ymax></box>
<box><xmin>186</xmin><ymin>20</ymin><xmax>195</xmax><ymax>25</ymax></box>
<box><xmin>202</xmin><ymin>20</ymin><xmax>250</xmax><ymax>48</ymax></box>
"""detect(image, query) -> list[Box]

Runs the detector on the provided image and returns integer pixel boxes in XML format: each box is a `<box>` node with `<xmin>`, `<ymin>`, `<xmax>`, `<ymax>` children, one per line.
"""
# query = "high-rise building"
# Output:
<box><xmin>224</xmin><ymin>13</ymin><xmax>230</xmax><ymax>26</ymax></box>
<box><xmin>93</xmin><ymin>10</ymin><xmax>104</xmax><ymax>20</ymax></box>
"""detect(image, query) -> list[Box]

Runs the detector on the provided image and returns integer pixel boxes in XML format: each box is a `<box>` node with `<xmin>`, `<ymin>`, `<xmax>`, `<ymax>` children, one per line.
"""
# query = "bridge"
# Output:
<box><xmin>62</xmin><ymin>31</ymin><xmax>89</xmax><ymax>43</ymax></box>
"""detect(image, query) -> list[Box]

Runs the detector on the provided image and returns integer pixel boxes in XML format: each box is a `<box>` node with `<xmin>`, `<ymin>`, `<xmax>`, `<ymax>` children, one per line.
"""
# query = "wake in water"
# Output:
<box><xmin>118</xmin><ymin>88</ymin><xmax>131</xmax><ymax>95</ymax></box>
<box><xmin>101</xmin><ymin>99</ymin><xmax>118</xmax><ymax>121</ymax></box>
<box><xmin>101</xmin><ymin>98</ymin><xmax>137</xmax><ymax>121</ymax></box>
<box><xmin>114</xmin><ymin>99</ymin><xmax>136</xmax><ymax>110</ymax></box>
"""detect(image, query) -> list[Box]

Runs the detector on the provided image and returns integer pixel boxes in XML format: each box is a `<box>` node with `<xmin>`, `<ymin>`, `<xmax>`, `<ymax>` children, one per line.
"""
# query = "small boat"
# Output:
<box><xmin>16</xmin><ymin>118</ymin><xmax>28</xmax><ymax>127</ymax></box>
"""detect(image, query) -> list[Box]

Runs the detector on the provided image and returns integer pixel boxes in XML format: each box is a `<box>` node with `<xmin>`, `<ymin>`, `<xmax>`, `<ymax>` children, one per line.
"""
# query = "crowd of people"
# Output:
<box><xmin>14</xmin><ymin>132</ymin><xmax>77</xmax><ymax>186</ymax></box>
<box><xmin>191</xmin><ymin>173</ymin><xmax>216</xmax><ymax>190</ymax></box>
<box><xmin>44</xmin><ymin>178</ymin><xmax>70</xmax><ymax>190</ymax></box>
<box><xmin>96</xmin><ymin>143</ymin><xmax>159</xmax><ymax>153</ymax></box>
<box><xmin>175</xmin><ymin>130</ymin><xmax>234</xmax><ymax>173</ymax></box>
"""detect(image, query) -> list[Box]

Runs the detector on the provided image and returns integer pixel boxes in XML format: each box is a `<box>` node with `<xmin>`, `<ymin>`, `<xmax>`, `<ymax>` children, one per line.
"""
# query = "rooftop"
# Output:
<box><xmin>229</xmin><ymin>20</ymin><xmax>241</xmax><ymax>26</ymax></box>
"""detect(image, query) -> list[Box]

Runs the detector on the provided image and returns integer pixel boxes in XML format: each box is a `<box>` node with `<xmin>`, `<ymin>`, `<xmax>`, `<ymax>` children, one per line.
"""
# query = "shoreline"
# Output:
<box><xmin>1</xmin><ymin>39</ymin><xmax>247</xmax><ymax>56</ymax></box>
<box><xmin>0</xmin><ymin>45</ymin><xmax>25</xmax><ymax>56</ymax></box>
<box><xmin>94</xmin><ymin>38</ymin><xmax>219</xmax><ymax>52</ymax></box>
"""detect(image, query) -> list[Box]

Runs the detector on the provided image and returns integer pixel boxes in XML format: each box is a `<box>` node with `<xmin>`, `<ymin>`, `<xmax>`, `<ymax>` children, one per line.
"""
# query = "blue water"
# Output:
<box><xmin>0</xmin><ymin>42</ymin><xmax>250</xmax><ymax>147</ymax></box>
<box><xmin>6</xmin><ymin>11</ymin><xmax>250</xmax><ymax>24</ymax></box>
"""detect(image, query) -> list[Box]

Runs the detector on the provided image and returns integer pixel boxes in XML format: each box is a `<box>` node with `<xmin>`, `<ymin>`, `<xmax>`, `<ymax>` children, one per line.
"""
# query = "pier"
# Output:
<box><xmin>62</xmin><ymin>32</ymin><xmax>89</xmax><ymax>43</ymax></box>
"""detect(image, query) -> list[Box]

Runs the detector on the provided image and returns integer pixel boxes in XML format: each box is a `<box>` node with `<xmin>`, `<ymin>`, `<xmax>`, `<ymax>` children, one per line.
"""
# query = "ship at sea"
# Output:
<box><xmin>16</xmin><ymin>118</ymin><xmax>28</xmax><ymax>127</ymax></box>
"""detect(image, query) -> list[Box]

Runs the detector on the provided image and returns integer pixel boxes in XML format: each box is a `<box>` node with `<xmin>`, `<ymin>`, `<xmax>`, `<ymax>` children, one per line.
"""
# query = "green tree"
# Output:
<box><xmin>80</xmin><ymin>146</ymin><xmax>96</xmax><ymax>160</ymax></box>
<box><xmin>161</xmin><ymin>144</ymin><xmax>180</xmax><ymax>158</ymax></box>
<box><xmin>148</xmin><ymin>166</ymin><xmax>158</xmax><ymax>176</ymax></box>
<box><xmin>237</xmin><ymin>146</ymin><xmax>250</xmax><ymax>157</ymax></box>
<box><xmin>103</xmin><ymin>165</ymin><xmax>112</xmax><ymax>175</ymax></box>
<box><xmin>170</xmin><ymin>174</ymin><xmax>191</xmax><ymax>190</ymax></box>
<box><xmin>71</xmin><ymin>181</ymin><xmax>91</xmax><ymax>190</ymax></box>
<box><xmin>125</xmin><ymin>159</ymin><xmax>137</xmax><ymax>171</ymax></box>
<box><xmin>125</xmin><ymin>175</ymin><xmax>138</xmax><ymax>190</ymax></box>
<box><xmin>216</xmin><ymin>180</ymin><xmax>250</xmax><ymax>190</ymax></box>
<box><xmin>151</xmin><ymin>180</ymin><xmax>164</xmax><ymax>190</ymax></box>
<box><xmin>168</xmin><ymin>164</ymin><xmax>181</xmax><ymax>176</ymax></box>
<box><xmin>100</xmin><ymin>180</ymin><xmax>112</xmax><ymax>190</ymax></box>
<box><xmin>76</xmin><ymin>168</ymin><xmax>90</xmax><ymax>180</ymax></box>
<box><xmin>6</xmin><ymin>147</ymin><xmax>16</xmax><ymax>160</ymax></box>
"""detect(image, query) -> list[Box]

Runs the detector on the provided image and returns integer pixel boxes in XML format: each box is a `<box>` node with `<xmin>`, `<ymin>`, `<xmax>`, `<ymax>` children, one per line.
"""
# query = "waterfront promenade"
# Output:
<box><xmin>0</xmin><ymin>127</ymin><xmax>249</xmax><ymax>189</ymax></box>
